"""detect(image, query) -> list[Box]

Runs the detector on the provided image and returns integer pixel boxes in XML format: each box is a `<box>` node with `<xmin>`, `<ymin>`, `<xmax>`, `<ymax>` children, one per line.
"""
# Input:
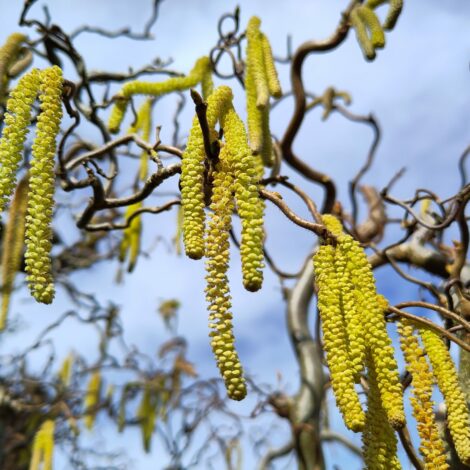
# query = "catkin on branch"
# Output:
<box><xmin>398</xmin><ymin>321</ymin><xmax>448</xmax><ymax>469</ymax></box>
<box><xmin>362</xmin><ymin>356</ymin><xmax>402</xmax><ymax>470</ymax></box>
<box><xmin>29</xmin><ymin>419</ymin><xmax>55</xmax><ymax>470</ymax></box>
<box><xmin>0</xmin><ymin>68</ymin><xmax>40</xmax><ymax>214</ymax></box>
<box><xmin>25</xmin><ymin>66</ymin><xmax>63</xmax><ymax>305</ymax></box>
<box><xmin>84</xmin><ymin>371</ymin><xmax>102</xmax><ymax>430</ymax></box>
<box><xmin>108</xmin><ymin>57</ymin><xmax>212</xmax><ymax>134</ymax></box>
<box><xmin>314</xmin><ymin>242</ymin><xmax>366</xmax><ymax>431</ymax></box>
<box><xmin>205</xmin><ymin>148</ymin><xmax>247</xmax><ymax>401</ymax></box>
<box><xmin>0</xmin><ymin>176</ymin><xmax>28</xmax><ymax>330</ymax></box>
<box><xmin>0</xmin><ymin>33</ymin><xmax>28</xmax><ymax>99</ymax></box>
<box><xmin>221</xmin><ymin>105</ymin><xmax>265</xmax><ymax>292</ymax></box>
<box><xmin>420</xmin><ymin>327</ymin><xmax>470</xmax><ymax>465</ymax></box>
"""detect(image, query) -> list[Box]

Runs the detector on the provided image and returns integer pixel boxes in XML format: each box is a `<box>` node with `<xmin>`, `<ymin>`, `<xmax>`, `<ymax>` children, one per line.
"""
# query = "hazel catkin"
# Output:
<box><xmin>420</xmin><ymin>327</ymin><xmax>470</xmax><ymax>465</ymax></box>
<box><xmin>362</xmin><ymin>355</ymin><xmax>401</xmax><ymax>470</ymax></box>
<box><xmin>205</xmin><ymin>148</ymin><xmax>247</xmax><ymax>401</ymax></box>
<box><xmin>0</xmin><ymin>68</ymin><xmax>40</xmax><ymax>215</ymax></box>
<box><xmin>314</xmin><ymin>242</ymin><xmax>366</xmax><ymax>431</ymax></box>
<box><xmin>0</xmin><ymin>176</ymin><xmax>28</xmax><ymax>330</ymax></box>
<box><xmin>220</xmin><ymin>105</ymin><xmax>265</xmax><ymax>292</ymax></box>
<box><xmin>25</xmin><ymin>65</ymin><xmax>63</xmax><ymax>304</ymax></box>
<box><xmin>398</xmin><ymin>321</ymin><xmax>448</xmax><ymax>469</ymax></box>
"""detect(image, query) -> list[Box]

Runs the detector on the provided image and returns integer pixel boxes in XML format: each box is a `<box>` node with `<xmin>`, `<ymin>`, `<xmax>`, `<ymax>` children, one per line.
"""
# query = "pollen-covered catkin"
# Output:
<box><xmin>108</xmin><ymin>57</ymin><xmax>212</xmax><ymax>133</ymax></box>
<box><xmin>260</xmin><ymin>33</ymin><xmax>282</xmax><ymax>99</ymax></box>
<box><xmin>314</xmin><ymin>243</ymin><xmax>366</xmax><ymax>432</ymax></box>
<box><xmin>350</xmin><ymin>7</ymin><xmax>376</xmax><ymax>61</ymax></box>
<box><xmin>205</xmin><ymin>148</ymin><xmax>247</xmax><ymax>401</ymax></box>
<box><xmin>245</xmin><ymin>16</ymin><xmax>280</xmax><ymax>167</ymax></box>
<box><xmin>0</xmin><ymin>176</ymin><xmax>28</xmax><ymax>330</ymax></box>
<box><xmin>420</xmin><ymin>327</ymin><xmax>470</xmax><ymax>465</ymax></box>
<box><xmin>84</xmin><ymin>371</ymin><xmax>102</xmax><ymax>430</ymax></box>
<box><xmin>119</xmin><ymin>202</ymin><xmax>143</xmax><ymax>272</ymax></box>
<box><xmin>365</xmin><ymin>0</ymin><xmax>403</xmax><ymax>30</ymax></box>
<box><xmin>362</xmin><ymin>356</ymin><xmax>401</xmax><ymax>470</ymax></box>
<box><xmin>137</xmin><ymin>384</ymin><xmax>158</xmax><ymax>452</ymax></box>
<box><xmin>0</xmin><ymin>68</ymin><xmax>40</xmax><ymax>214</ymax></box>
<box><xmin>221</xmin><ymin>105</ymin><xmax>265</xmax><ymax>292</ymax></box>
<box><xmin>25</xmin><ymin>66</ymin><xmax>63</xmax><ymax>305</ymax></box>
<box><xmin>398</xmin><ymin>321</ymin><xmax>448</xmax><ymax>469</ymax></box>
<box><xmin>0</xmin><ymin>33</ymin><xmax>27</xmax><ymax>99</ymax></box>
<box><xmin>348</xmin><ymin>248</ymin><xmax>405</xmax><ymax>429</ymax></box>
<box><xmin>29</xmin><ymin>419</ymin><xmax>55</xmax><ymax>470</ymax></box>
<box><xmin>320</xmin><ymin>214</ymin><xmax>405</xmax><ymax>429</ymax></box>
<box><xmin>180</xmin><ymin>86</ymin><xmax>233</xmax><ymax>260</ymax></box>
<box><xmin>357</xmin><ymin>6</ymin><xmax>385</xmax><ymax>49</ymax></box>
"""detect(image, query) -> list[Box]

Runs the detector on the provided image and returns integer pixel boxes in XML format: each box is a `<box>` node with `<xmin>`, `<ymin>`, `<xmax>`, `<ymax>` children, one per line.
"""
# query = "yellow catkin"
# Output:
<box><xmin>180</xmin><ymin>86</ymin><xmax>233</xmax><ymax>260</ymax></box>
<box><xmin>362</xmin><ymin>356</ymin><xmax>402</xmax><ymax>470</ymax></box>
<box><xmin>137</xmin><ymin>384</ymin><xmax>157</xmax><ymax>452</ymax></box>
<box><xmin>25</xmin><ymin>66</ymin><xmax>63</xmax><ymax>304</ymax></box>
<box><xmin>0</xmin><ymin>33</ymin><xmax>27</xmax><ymax>99</ymax></box>
<box><xmin>0</xmin><ymin>68</ymin><xmax>40</xmax><ymax>214</ymax></box>
<box><xmin>108</xmin><ymin>57</ymin><xmax>211</xmax><ymax>133</ymax></box>
<box><xmin>398</xmin><ymin>321</ymin><xmax>449</xmax><ymax>469</ymax></box>
<box><xmin>119</xmin><ymin>201</ymin><xmax>142</xmax><ymax>272</ymax></box>
<box><xmin>220</xmin><ymin>105</ymin><xmax>265</xmax><ymax>292</ymax></box>
<box><xmin>357</xmin><ymin>6</ymin><xmax>386</xmax><ymax>49</ymax></box>
<box><xmin>366</xmin><ymin>0</ymin><xmax>403</xmax><ymax>30</ymax></box>
<box><xmin>0</xmin><ymin>176</ymin><xmax>28</xmax><ymax>330</ymax></box>
<box><xmin>350</xmin><ymin>8</ymin><xmax>376</xmax><ymax>61</ymax></box>
<box><xmin>245</xmin><ymin>17</ymin><xmax>280</xmax><ymax>167</ymax></box>
<box><xmin>29</xmin><ymin>419</ymin><xmax>55</xmax><ymax>470</ymax></box>
<box><xmin>420</xmin><ymin>327</ymin><xmax>470</xmax><ymax>465</ymax></box>
<box><xmin>58</xmin><ymin>352</ymin><xmax>74</xmax><ymax>387</ymax></box>
<box><xmin>84</xmin><ymin>371</ymin><xmax>102</xmax><ymax>430</ymax></box>
<box><xmin>246</xmin><ymin>17</ymin><xmax>269</xmax><ymax>109</ymax></box>
<box><xmin>206</xmin><ymin>147</ymin><xmax>247</xmax><ymax>401</ymax></box>
<box><xmin>320</xmin><ymin>214</ymin><xmax>405</xmax><ymax>429</ymax></box>
<box><xmin>259</xmin><ymin>33</ymin><xmax>282</xmax><ymax>99</ymax></box>
<box><xmin>314</xmin><ymin>242</ymin><xmax>366</xmax><ymax>432</ymax></box>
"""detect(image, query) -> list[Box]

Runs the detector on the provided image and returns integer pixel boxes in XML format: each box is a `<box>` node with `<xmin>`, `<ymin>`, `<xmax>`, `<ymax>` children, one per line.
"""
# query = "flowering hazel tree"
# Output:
<box><xmin>0</xmin><ymin>1</ymin><xmax>469</xmax><ymax>469</ymax></box>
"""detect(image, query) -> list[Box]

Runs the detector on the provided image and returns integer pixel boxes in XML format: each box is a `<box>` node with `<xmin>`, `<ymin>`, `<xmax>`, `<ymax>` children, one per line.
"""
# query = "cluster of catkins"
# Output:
<box><xmin>315</xmin><ymin>214</ymin><xmax>470</xmax><ymax>468</ymax></box>
<box><xmin>0</xmin><ymin>65</ymin><xmax>63</xmax><ymax>318</ymax></box>
<box><xmin>399</xmin><ymin>322</ymin><xmax>470</xmax><ymax>467</ymax></box>
<box><xmin>350</xmin><ymin>0</ymin><xmax>403</xmax><ymax>60</ymax></box>
<box><xmin>180</xmin><ymin>85</ymin><xmax>267</xmax><ymax>401</ymax></box>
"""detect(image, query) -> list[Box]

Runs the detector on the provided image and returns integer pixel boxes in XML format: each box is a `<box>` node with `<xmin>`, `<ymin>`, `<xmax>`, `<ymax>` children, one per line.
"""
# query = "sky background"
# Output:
<box><xmin>0</xmin><ymin>0</ymin><xmax>469</xmax><ymax>469</ymax></box>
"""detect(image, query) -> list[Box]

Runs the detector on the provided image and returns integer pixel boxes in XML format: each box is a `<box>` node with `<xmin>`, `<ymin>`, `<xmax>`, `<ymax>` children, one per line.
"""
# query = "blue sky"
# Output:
<box><xmin>0</xmin><ymin>0</ymin><xmax>469</xmax><ymax>468</ymax></box>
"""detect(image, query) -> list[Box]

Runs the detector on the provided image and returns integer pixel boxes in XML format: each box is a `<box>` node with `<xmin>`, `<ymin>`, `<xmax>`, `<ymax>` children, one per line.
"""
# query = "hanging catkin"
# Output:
<box><xmin>0</xmin><ymin>176</ymin><xmax>28</xmax><ymax>330</ymax></box>
<box><xmin>398</xmin><ymin>321</ymin><xmax>448</xmax><ymax>469</ymax></box>
<box><xmin>25</xmin><ymin>66</ymin><xmax>63</xmax><ymax>304</ymax></box>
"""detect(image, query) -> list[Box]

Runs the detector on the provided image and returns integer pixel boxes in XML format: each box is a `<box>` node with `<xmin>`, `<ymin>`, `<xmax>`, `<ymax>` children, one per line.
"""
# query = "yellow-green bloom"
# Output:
<box><xmin>180</xmin><ymin>86</ymin><xmax>233</xmax><ymax>260</ymax></box>
<box><xmin>84</xmin><ymin>370</ymin><xmax>102</xmax><ymax>430</ymax></box>
<box><xmin>314</xmin><ymin>243</ymin><xmax>366</xmax><ymax>431</ymax></box>
<box><xmin>318</xmin><ymin>215</ymin><xmax>405</xmax><ymax>430</ymax></box>
<box><xmin>25</xmin><ymin>66</ymin><xmax>63</xmax><ymax>304</ymax></box>
<box><xmin>205</xmin><ymin>147</ymin><xmax>247</xmax><ymax>401</ymax></box>
<box><xmin>0</xmin><ymin>68</ymin><xmax>40</xmax><ymax>214</ymax></box>
<box><xmin>119</xmin><ymin>201</ymin><xmax>143</xmax><ymax>273</ymax></box>
<box><xmin>245</xmin><ymin>16</ymin><xmax>281</xmax><ymax>167</ymax></box>
<box><xmin>399</xmin><ymin>321</ymin><xmax>448</xmax><ymax>469</ymax></box>
<box><xmin>137</xmin><ymin>383</ymin><xmax>158</xmax><ymax>452</ymax></box>
<box><xmin>365</xmin><ymin>0</ymin><xmax>403</xmax><ymax>30</ymax></box>
<box><xmin>0</xmin><ymin>176</ymin><xmax>28</xmax><ymax>330</ymax></box>
<box><xmin>362</xmin><ymin>356</ymin><xmax>402</xmax><ymax>470</ymax></box>
<box><xmin>29</xmin><ymin>419</ymin><xmax>55</xmax><ymax>470</ymax></box>
<box><xmin>108</xmin><ymin>56</ymin><xmax>212</xmax><ymax>133</ymax></box>
<box><xmin>0</xmin><ymin>33</ymin><xmax>28</xmax><ymax>99</ymax></box>
<box><xmin>421</xmin><ymin>327</ymin><xmax>470</xmax><ymax>465</ymax></box>
<box><xmin>357</xmin><ymin>6</ymin><xmax>386</xmax><ymax>49</ymax></box>
<box><xmin>221</xmin><ymin>105</ymin><xmax>265</xmax><ymax>292</ymax></box>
